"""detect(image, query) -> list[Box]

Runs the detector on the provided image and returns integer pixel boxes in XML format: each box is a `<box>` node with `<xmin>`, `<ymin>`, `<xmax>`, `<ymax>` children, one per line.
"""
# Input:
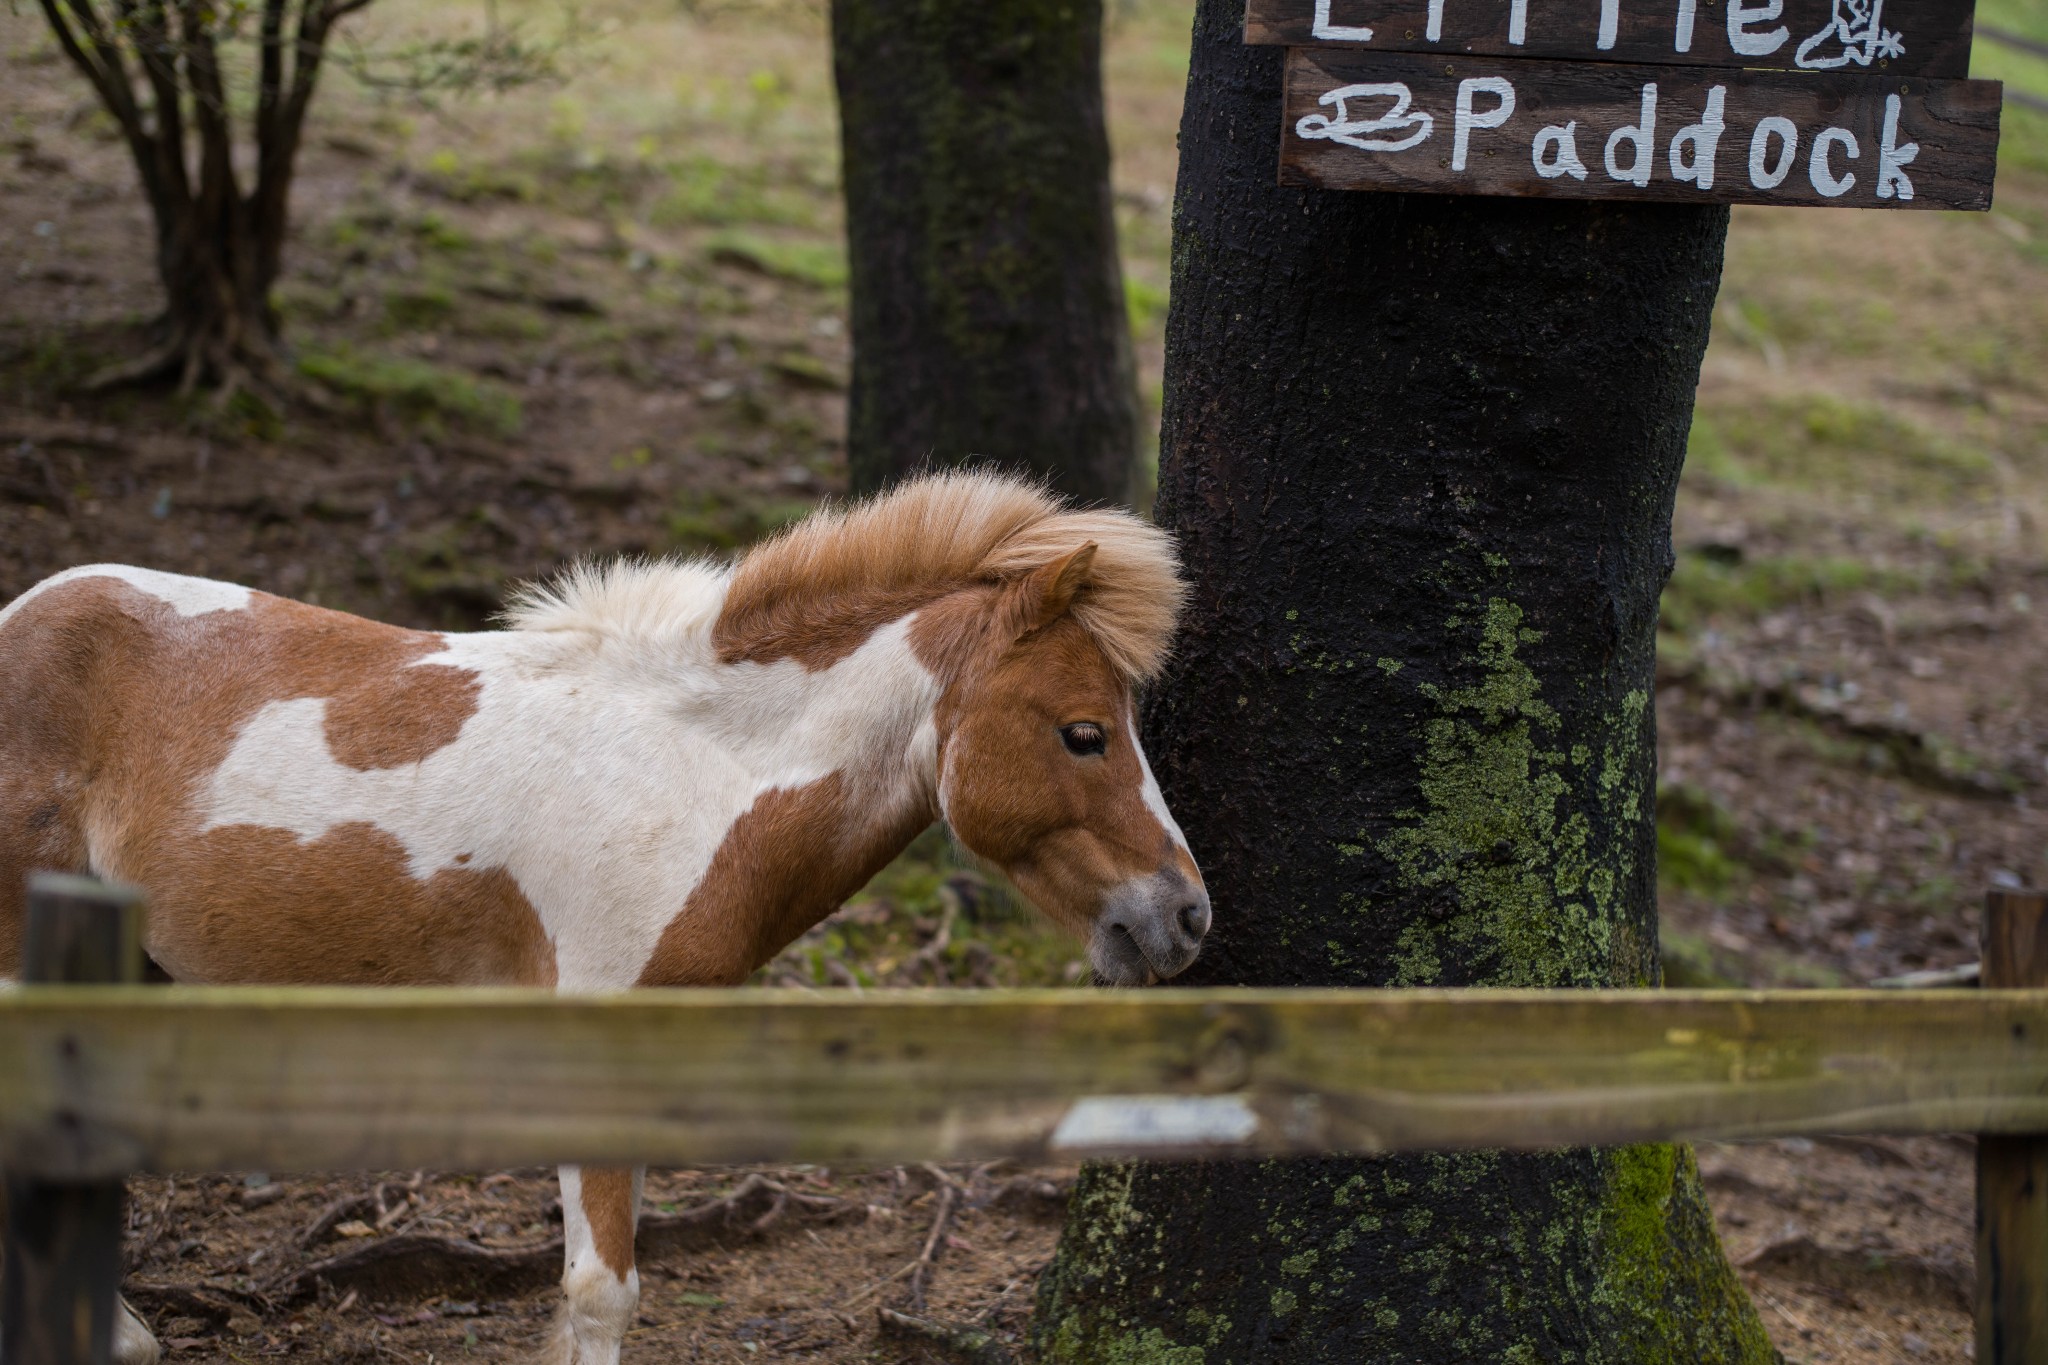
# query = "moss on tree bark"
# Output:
<box><xmin>831</xmin><ymin>0</ymin><xmax>1139</xmax><ymax>504</ymax></box>
<box><xmin>1030</xmin><ymin>3</ymin><xmax>1775</xmax><ymax>1360</ymax></box>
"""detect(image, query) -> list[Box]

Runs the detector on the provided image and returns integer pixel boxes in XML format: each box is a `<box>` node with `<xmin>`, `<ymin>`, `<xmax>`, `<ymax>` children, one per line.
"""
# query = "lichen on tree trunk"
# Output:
<box><xmin>1030</xmin><ymin>2</ymin><xmax>1774</xmax><ymax>1360</ymax></box>
<box><xmin>831</xmin><ymin>0</ymin><xmax>1139</xmax><ymax>504</ymax></box>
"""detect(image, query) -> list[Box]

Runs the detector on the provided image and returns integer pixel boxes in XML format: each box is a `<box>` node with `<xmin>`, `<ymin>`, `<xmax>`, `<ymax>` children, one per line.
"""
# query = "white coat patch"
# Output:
<box><xmin>1128</xmin><ymin>703</ymin><xmax>1191</xmax><ymax>859</ymax></box>
<box><xmin>194</xmin><ymin>611</ymin><xmax>942</xmax><ymax>989</ymax></box>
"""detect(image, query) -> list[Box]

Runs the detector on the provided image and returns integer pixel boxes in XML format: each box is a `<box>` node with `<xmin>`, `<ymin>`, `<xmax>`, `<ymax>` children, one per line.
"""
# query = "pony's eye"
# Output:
<box><xmin>1060</xmin><ymin>723</ymin><xmax>1107</xmax><ymax>757</ymax></box>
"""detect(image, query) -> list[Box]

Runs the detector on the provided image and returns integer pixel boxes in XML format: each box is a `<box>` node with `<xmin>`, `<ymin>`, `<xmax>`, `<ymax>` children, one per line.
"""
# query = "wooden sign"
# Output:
<box><xmin>1253</xmin><ymin>0</ymin><xmax>2003</xmax><ymax>207</ymax></box>
<box><xmin>1247</xmin><ymin>0</ymin><xmax>1980</xmax><ymax>78</ymax></box>
<box><xmin>1279</xmin><ymin>49</ymin><xmax>2001</xmax><ymax>207</ymax></box>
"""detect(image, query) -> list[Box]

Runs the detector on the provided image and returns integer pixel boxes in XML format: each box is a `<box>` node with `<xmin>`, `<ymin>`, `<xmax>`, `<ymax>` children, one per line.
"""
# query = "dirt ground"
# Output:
<box><xmin>5</xmin><ymin>0</ymin><xmax>2048</xmax><ymax>1359</ymax></box>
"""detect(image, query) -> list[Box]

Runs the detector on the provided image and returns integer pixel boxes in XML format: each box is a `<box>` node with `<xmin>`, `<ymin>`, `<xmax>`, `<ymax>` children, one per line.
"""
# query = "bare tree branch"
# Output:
<box><xmin>36</xmin><ymin>0</ymin><xmax>149</xmax><ymax>152</ymax></box>
<box><xmin>123</xmin><ymin>0</ymin><xmax>192</xmax><ymax>216</ymax></box>
<box><xmin>256</xmin><ymin>0</ymin><xmax>289</xmax><ymax>160</ymax></box>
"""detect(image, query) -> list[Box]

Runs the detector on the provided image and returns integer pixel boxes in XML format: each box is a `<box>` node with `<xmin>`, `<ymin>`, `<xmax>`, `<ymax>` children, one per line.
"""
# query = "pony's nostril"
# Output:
<box><xmin>1178</xmin><ymin>902</ymin><xmax>1207</xmax><ymax>941</ymax></box>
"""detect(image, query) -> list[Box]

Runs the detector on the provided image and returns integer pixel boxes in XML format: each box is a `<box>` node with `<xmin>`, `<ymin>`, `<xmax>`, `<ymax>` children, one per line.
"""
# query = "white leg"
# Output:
<box><xmin>541</xmin><ymin>1164</ymin><xmax>642</xmax><ymax>1365</ymax></box>
<box><xmin>112</xmin><ymin>1295</ymin><xmax>161</xmax><ymax>1365</ymax></box>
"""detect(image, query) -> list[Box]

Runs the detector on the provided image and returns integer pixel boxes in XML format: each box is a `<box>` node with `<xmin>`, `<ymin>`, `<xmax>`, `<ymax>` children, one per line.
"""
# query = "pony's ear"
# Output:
<box><xmin>1011</xmin><ymin>542</ymin><xmax>1098</xmax><ymax>636</ymax></box>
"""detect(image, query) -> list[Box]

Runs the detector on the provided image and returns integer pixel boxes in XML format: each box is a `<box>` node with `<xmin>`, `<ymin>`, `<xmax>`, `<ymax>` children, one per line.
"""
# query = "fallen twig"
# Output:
<box><xmin>1872</xmin><ymin>961</ymin><xmax>1980</xmax><ymax>989</ymax></box>
<box><xmin>897</xmin><ymin>886</ymin><xmax>961</xmax><ymax>986</ymax></box>
<box><xmin>907</xmin><ymin>1181</ymin><xmax>959</xmax><ymax>1310</ymax></box>
<box><xmin>877</xmin><ymin>1307</ymin><xmax>1021</xmax><ymax>1365</ymax></box>
<box><xmin>300</xmin><ymin>1193</ymin><xmax>380</xmax><ymax>1248</ymax></box>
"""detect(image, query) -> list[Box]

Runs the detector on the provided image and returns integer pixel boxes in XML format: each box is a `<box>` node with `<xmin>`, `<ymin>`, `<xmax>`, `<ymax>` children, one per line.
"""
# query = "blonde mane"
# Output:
<box><xmin>507</xmin><ymin>471</ymin><xmax>1186</xmax><ymax>680</ymax></box>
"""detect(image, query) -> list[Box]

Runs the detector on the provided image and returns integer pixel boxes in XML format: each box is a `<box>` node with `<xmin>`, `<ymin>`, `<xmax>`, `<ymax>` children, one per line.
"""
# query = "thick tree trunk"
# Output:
<box><xmin>831</xmin><ymin>0</ymin><xmax>1139</xmax><ymax>505</ymax></box>
<box><xmin>1031</xmin><ymin>4</ymin><xmax>1774</xmax><ymax>1362</ymax></box>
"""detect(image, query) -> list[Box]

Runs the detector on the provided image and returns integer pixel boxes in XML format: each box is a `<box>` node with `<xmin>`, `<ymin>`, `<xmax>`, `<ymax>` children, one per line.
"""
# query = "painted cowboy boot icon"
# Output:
<box><xmin>1795</xmin><ymin>0</ymin><xmax>1906</xmax><ymax>68</ymax></box>
<box><xmin>1295</xmin><ymin>83</ymin><xmax>1434</xmax><ymax>152</ymax></box>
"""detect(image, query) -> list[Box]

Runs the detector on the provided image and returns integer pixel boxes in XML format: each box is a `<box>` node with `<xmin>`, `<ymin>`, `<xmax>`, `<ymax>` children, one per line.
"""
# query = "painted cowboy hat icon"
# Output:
<box><xmin>1295</xmin><ymin>83</ymin><xmax>1434</xmax><ymax>152</ymax></box>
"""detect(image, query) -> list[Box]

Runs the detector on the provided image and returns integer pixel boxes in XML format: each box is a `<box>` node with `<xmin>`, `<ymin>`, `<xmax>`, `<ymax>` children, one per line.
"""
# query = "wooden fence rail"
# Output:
<box><xmin>1</xmin><ymin>883</ymin><xmax>2044</xmax><ymax>1362</ymax></box>
<box><xmin>2</xmin><ymin>985</ymin><xmax>2046</xmax><ymax>1174</ymax></box>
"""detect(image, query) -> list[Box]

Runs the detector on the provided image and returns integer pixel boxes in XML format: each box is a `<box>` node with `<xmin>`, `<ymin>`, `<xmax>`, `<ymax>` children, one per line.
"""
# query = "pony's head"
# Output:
<box><xmin>924</xmin><ymin>538</ymin><xmax>1209</xmax><ymax>984</ymax></box>
<box><xmin>709</xmin><ymin>471</ymin><xmax>1209</xmax><ymax>984</ymax></box>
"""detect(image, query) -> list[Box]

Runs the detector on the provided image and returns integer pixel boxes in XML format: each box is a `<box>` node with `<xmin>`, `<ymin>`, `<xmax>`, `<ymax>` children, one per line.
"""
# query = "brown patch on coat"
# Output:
<box><xmin>637</xmin><ymin>773</ymin><xmax>932</xmax><ymax>987</ymax></box>
<box><xmin>0</xmin><ymin>572</ymin><xmax>530</xmax><ymax>986</ymax></box>
<box><xmin>136</xmin><ymin>823</ymin><xmax>556</xmax><ymax>985</ymax></box>
<box><xmin>324</xmin><ymin>660</ymin><xmax>480</xmax><ymax>771</ymax></box>
<box><xmin>579</xmin><ymin>1168</ymin><xmax>639</xmax><ymax>1278</ymax></box>
<box><xmin>713</xmin><ymin>585</ymin><xmax>939</xmax><ymax>673</ymax></box>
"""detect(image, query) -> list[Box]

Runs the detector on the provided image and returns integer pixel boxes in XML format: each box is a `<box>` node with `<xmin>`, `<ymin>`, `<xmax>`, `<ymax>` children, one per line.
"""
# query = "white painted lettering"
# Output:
<box><xmin>1727</xmin><ymin>0</ymin><xmax>1789</xmax><ymax>55</ymax></box>
<box><xmin>1509</xmin><ymin>0</ymin><xmax>1529</xmax><ymax>44</ymax></box>
<box><xmin>1453</xmin><ymin>76</ymin><xmax>1516</xmax><ymax>170</ymax></box>
<box><xmin>1877</xmin><ymin>93</ymin><xmax>1918</xmax><ymax>200</ymax></box>
<box><xmin>1599</xmin><ymin>0</ymin><xmax>1621</xmax><ymax>48</ymax></box>
<box><xmin>1748</xmin><ymin>116</ymin><xmax>1798</xmax><ymax>188</ymax></box>
<box><xmin>1808</xmin><ymin>126</ymin><xmax>1859</xmax><ymax>197</ymax></box>
<box><xmin>1603</xmin><ymin>84</ymin><xmax>1659</xmax><ymax>187</ymax></box>
<box><xmin>1312</xmin><ymin>0</ymin><xmax>1376</xmax><ymax>42</ymax></box>
<box><xmin>1668</xmin><ymin>85</ymin><xmax>1727</xmax><ymax>190</ymax></box>
<box><xmin>1427</xmin><ymin>0</ymin><xmax>1446</xmax><ymax>42</ymax></box>
<box><xmin>1532</xmin><ymin>122</ymin><xmax>1590</xmax><ymax>179</ymax></box>
<box><xmin>1675</xmin><ymin>0</ymin><xmax>1699</xmax><ymax>51</ymax></box>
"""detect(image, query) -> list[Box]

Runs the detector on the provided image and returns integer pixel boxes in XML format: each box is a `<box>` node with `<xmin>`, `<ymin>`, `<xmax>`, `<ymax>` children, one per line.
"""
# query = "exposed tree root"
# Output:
<box><xmin>80</xmin><ymin>337</ymin><xmax>188</xmax><ymax>394</ymax></box>
<box><xmin>275</xmin><ymin>1173</ymin><xmax>851</xmax><ymax>1304</ymax></box>
<box><xmin>125</xmin><ymin>1280</ymin><xmax>274</xmax><ymax>1326</ymax></box>
<box><xmin>78</xmin><ymin>325</ymin><xmax>336</xmax><ymax>415</ymax></box>
<box><xmin>1737</xmin><ymin>1233</ymin><xmax>1970</xmax><ymax>1310</ymax></box>
<box><xmin>876</xmin><ymin>1308</ymin><xmax>1022</xmax><ymax>1365</ymax></box>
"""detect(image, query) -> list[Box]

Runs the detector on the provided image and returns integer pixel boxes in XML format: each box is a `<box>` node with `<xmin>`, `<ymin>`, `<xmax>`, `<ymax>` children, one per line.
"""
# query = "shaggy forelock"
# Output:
<box><xmin>722</xmin><ymin>471</ymin><xmax>1186</xmax><ymax>680</ymax></box>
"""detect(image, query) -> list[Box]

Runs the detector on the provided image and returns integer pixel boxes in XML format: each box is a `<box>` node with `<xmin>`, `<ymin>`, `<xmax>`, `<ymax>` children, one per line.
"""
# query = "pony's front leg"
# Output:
<box><xmin>545</xmin><ymin>1165</ymin><xmax>643</xmax><ymax>1365</ymax></box>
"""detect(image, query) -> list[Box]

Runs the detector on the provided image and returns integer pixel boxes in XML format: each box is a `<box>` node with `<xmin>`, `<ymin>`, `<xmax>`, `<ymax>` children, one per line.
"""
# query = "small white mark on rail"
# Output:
<box><xmin>1050</xmin><ymin>1095</ymin><xmax>1260</xmax><ymax>1152</ymax></box>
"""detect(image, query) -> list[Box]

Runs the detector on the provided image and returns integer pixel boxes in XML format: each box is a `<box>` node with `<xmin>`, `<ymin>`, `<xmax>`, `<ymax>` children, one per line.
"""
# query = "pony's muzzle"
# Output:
<box><xmin>1091</xmin><ymin>869</ymin><xmax>1210</xmax><ymax>985</ymax></box>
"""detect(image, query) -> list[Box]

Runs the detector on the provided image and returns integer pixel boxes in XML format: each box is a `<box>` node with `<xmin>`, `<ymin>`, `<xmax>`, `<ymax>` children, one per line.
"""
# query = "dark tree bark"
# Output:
<box><xmin>37</xmin><ymin>0</ymin><xmax>370</xmax><ymax>398</ymax></box>
<box><xmin>832</xmin><ymin>0</ymin><xmax>1140</xmax><ymax>505</ymax></box>
<box><xmin>1031</xmin><ymin>4</ymin><xmax>1773</xmax><ymax>1362</ymax></box>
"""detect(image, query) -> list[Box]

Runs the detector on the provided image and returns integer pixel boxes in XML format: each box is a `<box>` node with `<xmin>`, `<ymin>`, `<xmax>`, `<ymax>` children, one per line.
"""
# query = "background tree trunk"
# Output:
<box><xmin>831</xmin><ymin>0</ymin><xmax>1140</xmax><ymax>505</ymax></box>
<box><xmin>1031</xmin><ymin>3</ymin><xmax>1775</xmax><ymax>1361</ymax></box>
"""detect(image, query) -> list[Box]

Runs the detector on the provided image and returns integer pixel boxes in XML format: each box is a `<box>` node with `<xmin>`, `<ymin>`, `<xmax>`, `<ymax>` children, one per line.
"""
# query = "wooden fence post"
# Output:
<box><xmin>0</xmin><ymin>873</ymin><xmax>145</xmax><ymax>1365</ymax></box>
<box><xmin>1978</xmin><ymin>887</ymin><xmax>2048</xmax><ymax>1365</ymax></box>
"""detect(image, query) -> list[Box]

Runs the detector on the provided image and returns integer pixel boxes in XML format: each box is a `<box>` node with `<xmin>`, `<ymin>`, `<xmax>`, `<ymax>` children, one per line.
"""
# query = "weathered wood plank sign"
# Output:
<box><xmin>1247</xmin><ymin>0</ymin><xmax>1980</xmax><ymax>77</ymax></box>
<box><xmin>1251</xmin><ymin>0</ymin><xmax>2004</xmax><ymax>207</ymax></box>
<box><xmin>1283</xmin><ymin>49</ymin><xmax>2000</xmax><ymax>207</ymax></box>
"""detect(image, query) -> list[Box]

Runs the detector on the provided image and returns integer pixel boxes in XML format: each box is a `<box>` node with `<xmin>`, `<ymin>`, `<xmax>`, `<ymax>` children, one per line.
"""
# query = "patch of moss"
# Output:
<box><xmin>298</xmin><ymin>346</ymin><xmax>521</xmax><ymax>438</ymax></box>
<box><xmin>706</xmin><ymin>231</ymin><xmax>848</xmax><ymax>289</ymax></box>
<box><xmin>1689</xmin><ymin>392</ymin><xmax>1998</xmax><ymax>506</ymax></box>
<box><xmin>666</xmin><ymin>490</ymin><xmax>813</xmax><ymax>552</ymax></box>
<box><xmin>383</xmin><ymin>283</ymin><xmax>458</xmax><ymax>332</ymax></box>
<box><xmin>649</xmin><ymin>155</ymin><xmax>817</xmax><ymax>228</ymax></box>
<box><xmin>1659</xmin><ymin>551</ymin><xmax>1941</xmax><ymax>637</ymax></box>
<box><xmin>1656</xmin><ymin>782</ymin><xmax>1742</xmax><ymax>897</ymax></box>
<box><xmin>1374</xmin><ymin>598</ymin><xmax>1642</xmax><ymax>987</ymax></box>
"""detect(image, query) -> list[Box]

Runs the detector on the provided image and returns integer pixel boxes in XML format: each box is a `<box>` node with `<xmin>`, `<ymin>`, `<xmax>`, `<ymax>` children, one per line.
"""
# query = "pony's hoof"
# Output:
<box><xmin>534</xmin><ymin>1300</ymin><xmax>624</xmax><ymax>1365</ymax></box>
<box><xmin>114</xmin><ymin>1297</ymin><xmax>162</xmax><ymax>1365</ymax></box>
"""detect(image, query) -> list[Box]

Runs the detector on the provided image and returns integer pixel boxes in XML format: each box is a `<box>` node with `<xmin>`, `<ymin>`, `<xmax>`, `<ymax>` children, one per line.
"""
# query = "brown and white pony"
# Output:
<box><xmin>0</xmin><ymin>471</ymin><xmax>1208</xmax><ymax>1365</ymax></box>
